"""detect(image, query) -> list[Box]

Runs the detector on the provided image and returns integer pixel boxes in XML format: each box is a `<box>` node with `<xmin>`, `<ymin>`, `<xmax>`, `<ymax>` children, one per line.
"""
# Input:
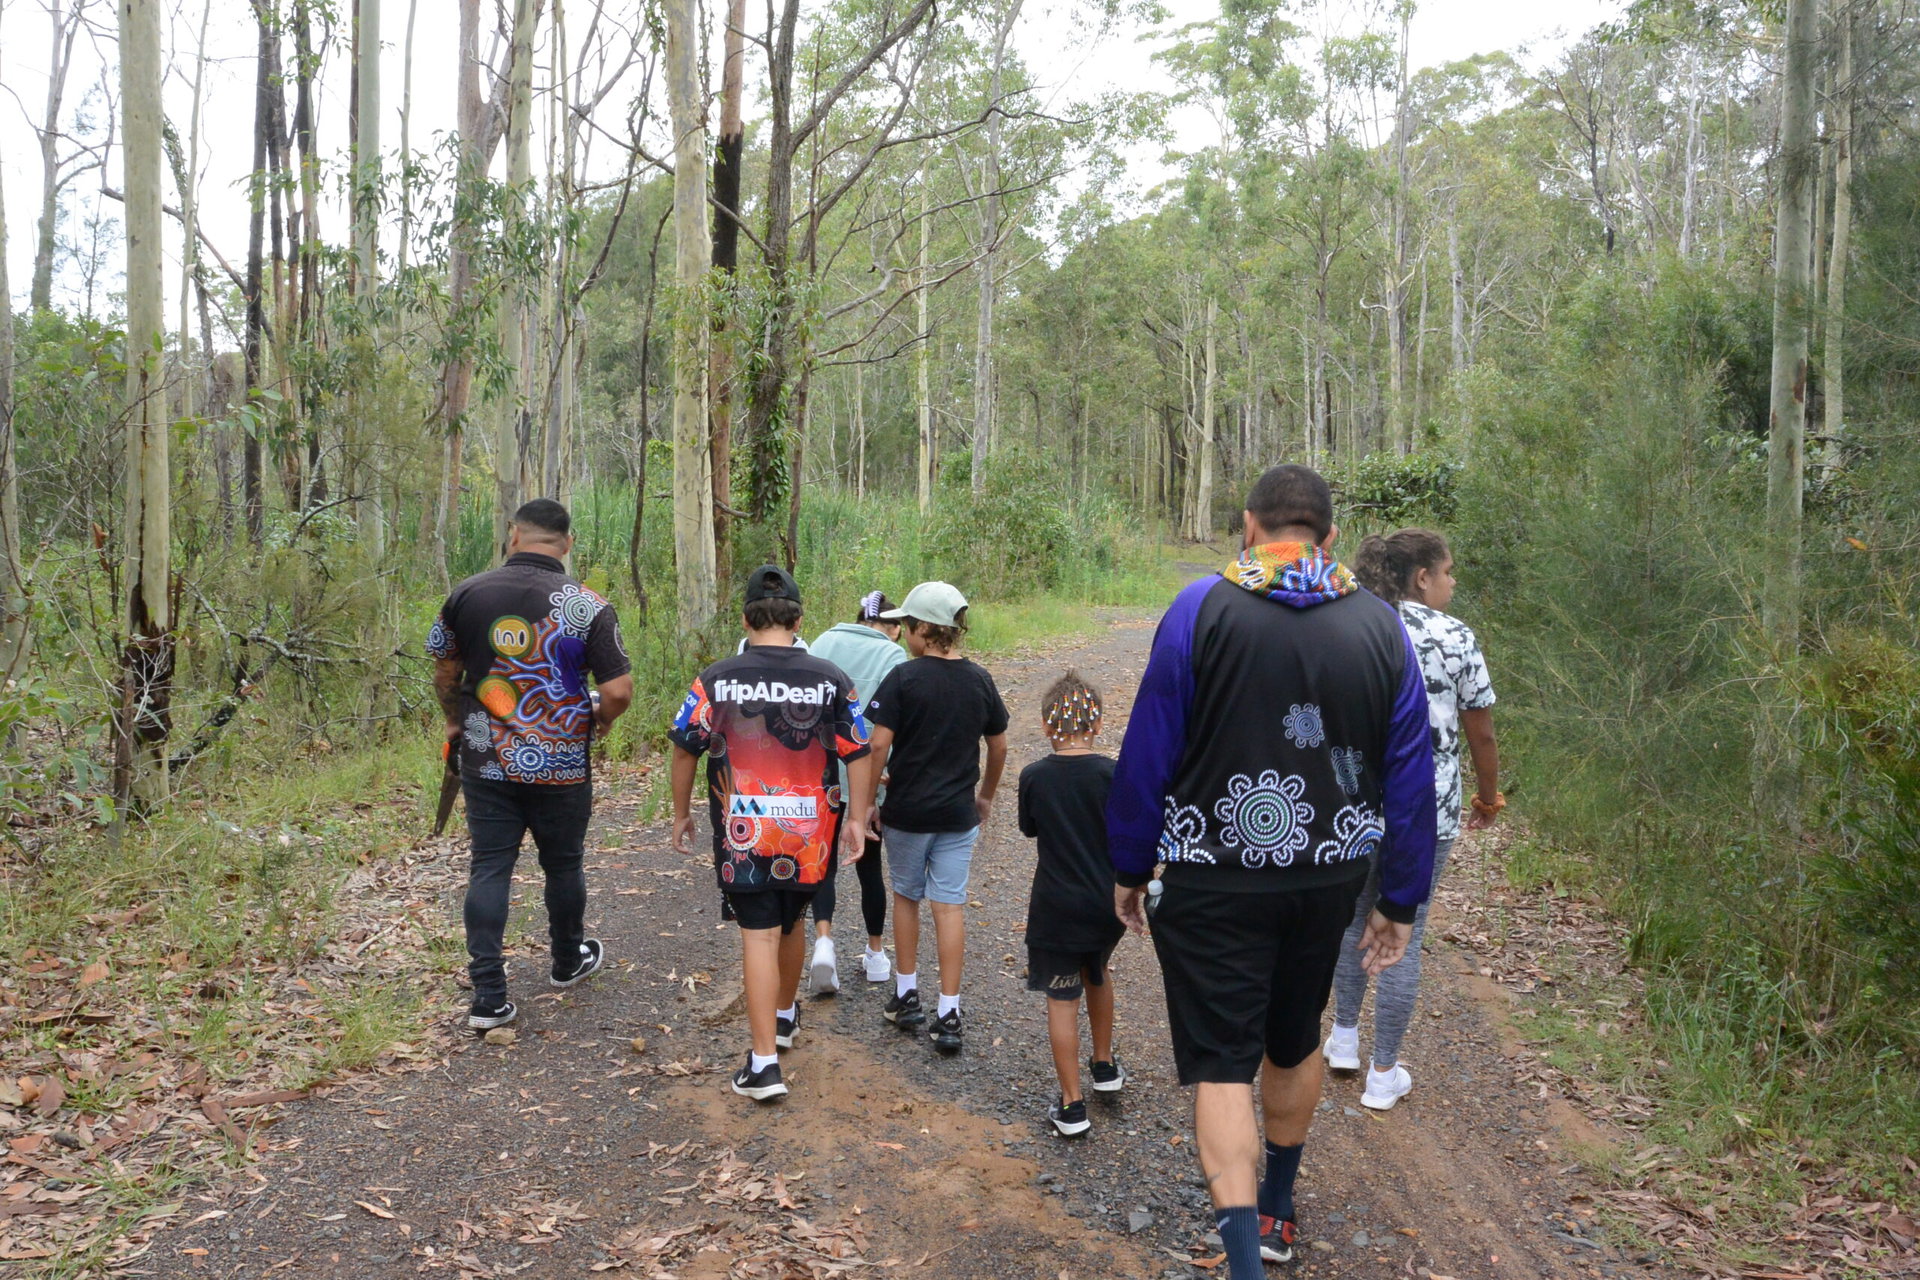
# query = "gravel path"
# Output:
<box><xmin>146</xmin><ymin>610</ymin><xmax>1667</xmax><ymax>1280</ymax></box>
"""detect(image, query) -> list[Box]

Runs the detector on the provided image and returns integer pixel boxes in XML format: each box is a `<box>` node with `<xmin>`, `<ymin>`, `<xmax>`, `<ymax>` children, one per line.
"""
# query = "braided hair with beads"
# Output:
<box><xmin>1041</xmin><ymin>669</ymin><xmax>1103</xmax><ymax>743</ymax></box>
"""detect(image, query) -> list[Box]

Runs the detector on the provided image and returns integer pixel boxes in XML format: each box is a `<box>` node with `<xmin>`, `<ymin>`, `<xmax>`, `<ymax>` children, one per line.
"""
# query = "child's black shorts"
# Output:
<box><xmin>1026</xmin><ymin>941</ymin><xmax>1118</xmax><ymax>1002</ymax></box>
<box><xmin>723</xmin><ymin>888</ymin><xmax>817</xmax><ymax>933</ymax></box>
<box><xmin>1149</xmin><ymin>869</ymin><xmax>1365</xmax><ymax>1083</ymax></box>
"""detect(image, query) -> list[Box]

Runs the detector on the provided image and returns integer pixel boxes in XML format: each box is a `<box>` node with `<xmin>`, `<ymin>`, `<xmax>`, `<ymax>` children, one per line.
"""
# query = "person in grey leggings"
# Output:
<box><xmin>1332</xmin><ymin>527</ymin><xmax>1502</xmax><ymax>1109</ymax></box>
<box><xmin>1329</xmin><ymin>838</ymin><xmax>1452</xmax><ymax>1095</ymax></box>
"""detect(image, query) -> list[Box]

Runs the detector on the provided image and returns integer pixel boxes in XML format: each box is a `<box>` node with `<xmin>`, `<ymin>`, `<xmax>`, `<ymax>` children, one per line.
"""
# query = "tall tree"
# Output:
<box><xmin>969</xmin><ymin>0</ymin><xmax>1024</xmax><ymax>493</ymax></box>
<box><xmin>493</xmin><ymin>0</ymin><xmax>539</xmax><ymax>561</ymax></box>
<box><xmin>665</xmin><ymin>0</ymin><xmax>716</xmax><ymax>628</ymax></box>
<box><xmin>29</xmin><ymin>0</ymin><xmax>96</xmax><ymax>312</ymax></box>
<box><xmin>1820</xmin><ymin>0</ymin><xmax>1854</xmax><ymax>479</ymax></box>
<box><xmin>242</xmin><ymin>0</ymin><xmax>276</xmax><ymax>547</ymax></box>
<box><xmin>350</xmin><ymin>0</ymin><xmax>385</xmax><ymax>554</ymax></box>
<box><xmin>709</xmin><ymin>0</ymin><xmax>749</xmax><ymax>580</ymax></box>
<box><xmin>114</xmin><ymin>0</ymin><xmax>173</xmax><ymax>812</ymax></box>
<box><xmin>1764</xmin><ymin>0</ymin><xmax>1817</xmax><ymax>650</ymax></box>
<box><xmin>0</xmin><ymin>115</ymin><xmax>26</xmax><ymax>680</ymax></box>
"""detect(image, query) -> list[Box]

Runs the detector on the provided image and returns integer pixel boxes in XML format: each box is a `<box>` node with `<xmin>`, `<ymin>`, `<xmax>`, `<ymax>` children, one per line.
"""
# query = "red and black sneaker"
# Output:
<box><xmin>1258</xmin><ymin>1214</ymin><xmax>1296</xmax><ymax>1263</ymax></box>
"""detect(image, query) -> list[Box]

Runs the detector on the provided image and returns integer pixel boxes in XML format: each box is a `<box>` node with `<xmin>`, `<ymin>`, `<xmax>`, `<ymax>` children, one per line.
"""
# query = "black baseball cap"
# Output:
<box><xmin>743</xmin><ymin>564</ymin><xmax>802</xmax><ymax>606</ymax></box>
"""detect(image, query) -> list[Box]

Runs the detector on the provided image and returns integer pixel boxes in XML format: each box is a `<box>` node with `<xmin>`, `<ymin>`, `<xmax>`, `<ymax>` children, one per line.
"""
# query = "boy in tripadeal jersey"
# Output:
<box><xmin>669</xmin><ymin>565</ymin><xmax>872</xmax><ymax>1102</ymax></box>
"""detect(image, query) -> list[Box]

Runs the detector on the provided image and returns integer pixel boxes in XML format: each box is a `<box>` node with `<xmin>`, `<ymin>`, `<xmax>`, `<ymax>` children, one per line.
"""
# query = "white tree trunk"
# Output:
<box><xmin>1821</xmin><ymin>0</ymin><xmax>1853</xmax><ymax>479</ymax></box>
<box><xmin>916</xmin><ymin>167</ymin><xmax>933</xmax><ymax>513</ymax></box>
<box><xmin>493</xmin><ymin>0</ymin><xmax>538</xmax><ymax>560</ymax></box>
<box><xmin>666</xmin><ymin>0</ymin><xmax>716</xmax><ymax>629</ymax></box>
<box><xmin>115</xmin><ymin>0</ymin><xmax>173</xmax><ymax>812</ymax></box>
<box><xmin>1190</xmin><ymin>296</ymin><xmax>1217</xmax><ymax>541</ymax></box>
<box><xmin>0</xmin><ymin>131</ymin><xmax>27</xmax><ymax>681</ymax></box>
<box><xmin>969</xmin><ymin>0</ymin><xmax>1024</xmax><ymax>493</ymax></box>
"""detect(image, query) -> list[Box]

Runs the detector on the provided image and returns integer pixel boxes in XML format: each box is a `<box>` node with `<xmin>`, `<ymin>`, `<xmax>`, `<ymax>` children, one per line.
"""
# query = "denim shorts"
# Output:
<box><xmin>885</xmin><ymin>827</ymin><xmax>980</xmax><ymax>905</ymax></box>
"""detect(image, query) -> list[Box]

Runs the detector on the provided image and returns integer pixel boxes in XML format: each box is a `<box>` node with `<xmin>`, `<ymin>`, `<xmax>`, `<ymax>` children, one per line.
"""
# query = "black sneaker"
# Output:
<box><xmin>883</xmin><ymin>989</ymin><xmax>926</xmax><ymax>1030</ymax></box>
<box><xmin>930</xmin><ymin>1007</ymin><xmax>963</xmax><ymax>1053</ymax></box>
<box><xmin>730</xmin><ymin>1054</ymin><xmax>789</xmax><ymax>1102</ymax></box>
<box><xmin>551</xmin><ymin>938</ymin><xmax>605</xmax><ymax>987</ymax></box>
<box><xmin>1258</xmin><ymin>1214</ymin><xmax>1296</xmax><ymax>1263</ymax></box>
<box><xmin>775</xmin><ymin>1008</ymin><xmax>799</xmax><ymax>1050</ymax></box>
<box><xmin>467</xmin><ymin>997</ymin><xmax>518</xmax><ymax>1030</ymax></box>
<box><xmin>1048</xmin><ymin>1098</ymin><xmax>1090</xmax><ymax>1137</ymax></box>
<box><xmin>1089</xmin><ymin>1057</ymin><xmax>1127</xmax><ymax>1093</ymax></box>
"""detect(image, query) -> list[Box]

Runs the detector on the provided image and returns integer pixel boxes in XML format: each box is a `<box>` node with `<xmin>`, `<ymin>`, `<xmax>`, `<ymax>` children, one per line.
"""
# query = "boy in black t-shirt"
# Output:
<box><xmin>860</xmin><ymin>582</ymin><xmax>1009</xmax><ymax>1053</ymax></box>
<box><xmin>669</xmin><ymin>566</ymin><xmax>873</xmax><ymax>1102</ymax></box>
<box><xmin>1017</xmin><ymin>671</ymin><xmax>1127</xmax><ymax>1136</ymax></box>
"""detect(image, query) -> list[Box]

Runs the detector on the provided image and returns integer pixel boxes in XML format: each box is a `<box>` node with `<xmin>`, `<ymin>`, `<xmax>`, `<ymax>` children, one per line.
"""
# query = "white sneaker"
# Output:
<box><xmin>810</xmin><ymin>936</ymin><xmax>839</xmax><ymax>995</ymax></box>
<box><xmin>1324</xmin><ymin>1025</ymin><xmax>1361</xmax><ymax>1072</ymax></box>
<box><xmin>862</xmin><ymin>948</ymin><xmax>891</xmax><ymax>983</ymax></box>
<box><xmin>1360</xmin><ymin>1064</ymin><xmax>1413</xmax><ymax>1110</ymax></box>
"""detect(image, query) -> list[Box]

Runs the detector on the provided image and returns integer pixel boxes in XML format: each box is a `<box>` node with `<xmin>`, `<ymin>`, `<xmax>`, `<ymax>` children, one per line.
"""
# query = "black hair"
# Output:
<box><xmin>1041</xmin><ymin>669</ymin><xmax>1103</xmax><ymax>740</ymax></box>
<box><xmin>512</xmin><ymin>498</ymin><xmax>571</xmax><ymax>538</ymax></box>
<box><xmin>1352</xmin><ymin>528</ymin><xmax>1452</xmax><ymax>603</ymax></box>
<box><xmin>1244</xmin><ymin>464</ymin><xmax>1334</xmax><ymax>542</ymax></box>
<box><xmin>744</xmin><ymin>598</ymin><xmax>804</xmax><ymax>631</ymax></box>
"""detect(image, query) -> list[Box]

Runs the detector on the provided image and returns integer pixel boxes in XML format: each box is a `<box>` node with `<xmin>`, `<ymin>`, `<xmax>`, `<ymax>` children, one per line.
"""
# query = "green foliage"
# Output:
<box><xmin>926</xmin><ymin>450</ymin><xmax>1074</xmax><ymax>594</ymax></box>
<box><xmin>1338</xmin><ymin>450</ymin><xmax>1460</xmax><ymax>525</ymax></box>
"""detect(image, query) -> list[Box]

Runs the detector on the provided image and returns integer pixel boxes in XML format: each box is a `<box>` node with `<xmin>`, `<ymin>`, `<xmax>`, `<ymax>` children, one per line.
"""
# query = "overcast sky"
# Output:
<box><xmin>0</xmin><ymin>0</ymin><xmax>1623</xmax><ymax>315</ymax></box>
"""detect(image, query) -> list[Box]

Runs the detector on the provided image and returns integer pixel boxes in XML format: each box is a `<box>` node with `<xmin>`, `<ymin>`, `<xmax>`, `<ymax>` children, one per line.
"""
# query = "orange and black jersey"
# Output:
<box><xmin>669</xmin><ymin>645</ymin><xmax>870</xmax><ymax>892</ymax></box>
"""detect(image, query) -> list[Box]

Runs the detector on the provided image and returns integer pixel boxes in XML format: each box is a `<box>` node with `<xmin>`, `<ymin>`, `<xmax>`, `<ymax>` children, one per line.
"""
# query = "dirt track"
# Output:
<box><xmin>146</xmin><ymin>610</ymin><xmax>1665</xmax><ymax>1280</ymax></box>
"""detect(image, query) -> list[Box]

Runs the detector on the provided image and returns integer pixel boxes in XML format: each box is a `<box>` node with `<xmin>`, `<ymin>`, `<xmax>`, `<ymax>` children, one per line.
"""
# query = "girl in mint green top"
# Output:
<box><xmin>803</xmin><ymin>592</ymin><xmax>909</xmax><ymax>990</ymax></box>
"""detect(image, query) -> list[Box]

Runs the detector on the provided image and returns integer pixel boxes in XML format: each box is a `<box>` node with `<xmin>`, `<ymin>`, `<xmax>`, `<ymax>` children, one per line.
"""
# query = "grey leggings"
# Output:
<box><xmin>1331</xmin><ymin>837</ymin><xmax>1455</xmax><ymax>1069</ymax></box>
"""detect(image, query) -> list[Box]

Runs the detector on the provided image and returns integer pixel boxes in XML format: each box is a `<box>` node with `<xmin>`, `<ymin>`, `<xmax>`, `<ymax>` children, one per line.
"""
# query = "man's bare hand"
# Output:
<box><xmin>974</xmin><ymin>793</ymin><xmax>995</xmax><ymax>827</ymax></box>
<box><xmin>671</xmin><ymin>815</ymin><xmax>696</xmax><ymax>856</ymax></box>
<box><xmin>1357</xmin><ymin>909</ymin><xmax>1412</xmax><ymax>975</ymax></box>
<box><xmin>1115</xmin><ymin>884</ymin><xmax>1150</xmax><ymax>938</ymax></box>
<box><xmin>841</xmin><ymin>817</ymin><xmax>867</xmax><ymax>860</ymax></box>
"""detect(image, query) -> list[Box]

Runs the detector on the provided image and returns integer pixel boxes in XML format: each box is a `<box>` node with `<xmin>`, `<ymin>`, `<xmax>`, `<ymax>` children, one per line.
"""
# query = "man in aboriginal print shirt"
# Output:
<box><xmin>669</xmin><ymin>565</ymin><xmax>873</xmax><ymax>1103</ymax></box>
<box><xmin>429</xmin><ymin>499</ymin><xmax>633</xmax><ymax>1033</ymax></box>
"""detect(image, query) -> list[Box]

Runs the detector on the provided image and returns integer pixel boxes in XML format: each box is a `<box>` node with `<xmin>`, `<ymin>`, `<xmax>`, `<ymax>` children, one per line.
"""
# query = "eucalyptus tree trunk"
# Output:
<box><xmin>243</xmin><ymin>0</ymin><xmax>275</xmax><ymax>547</ymax></box>
<box><xmin>1764</xmin><ymin>0</ymin><xmax>1817</xmax><ymax>649</ymax></box>
<box><xmin>397</xmin><ymin>0</ymin><xmax>419</xmax><ymax>275</ymax></box>
<box><xmin>1820</xmin><ymin>0</ymin><xmax>1853</xmax><ymax>480</ymax></box>
<box><xmin>1385</xmin><ymin>2</ymin><xmax>1412</xmax><ymax>455</ymax></box>
<box><xmin>115</xmin><ymin>0</ymin><xmax>174</xmax><ymax>814</ymax></box>
<box><xmin>31</xmin><ymin>0</ymin><xmax>88</xmax><ymax>313</ymax></box>
<box><xmin>1189</xmin><ymin>298</ymin><xmax>1217</xmax><ymax>540</ymax></box>
<box><xmin>435</xmin><ymin>0</ymin><xmax>484</xmax><ymax>568</ymax></box>
<box><xmin>0</xmin><ymin>147</ymin><xmax>28</xmax><ymax>681</ymax></box>
<box><xmin>916</xmin><ymin>168</ymin><xmax>933</xmax><ymax>513</ymax></box>
<box><xmin>494</xmin><ymin>0</ymin><xmax>538</xmax><ymax>562</ymax></box>
<box><xmin>1756</xmin><ymin>0</ymin><xmax>1818</xmax><ymax>818</ymax></box>
<box><xmin>351</xmin><ymin>0</ymin><xmax>385</xmax><ymax>554</ymax></box>
<box><xmin>666</xmin><ymin>0</ymin><xmax>717</xmax><ymax>629</ymax></box>
<box><xmin>709</xmin><ymin>0</ymin><xmax>749</xmax><ymax>578</ymax></box>
<box><xmin>969</xmin><ymin>0</ymin><xmax>1024</xmax><ymax>494</ymax></box>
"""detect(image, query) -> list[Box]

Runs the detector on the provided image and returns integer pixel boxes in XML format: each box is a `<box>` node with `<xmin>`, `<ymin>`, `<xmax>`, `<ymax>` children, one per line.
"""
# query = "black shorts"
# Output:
<box><xmin>1149</xmin><ymin>871</ymin><xmax>1365</xmax><ymax>1084</ymax></box>
<box><xmin>1026</xmin><ymin>941</ymin><xmax>1119</xmax><ymax>1002</ymax></box>
<box><xmin>723</xmin><ymin>888</ymin><xmax>817</xmax><ymax>933</ymax></box>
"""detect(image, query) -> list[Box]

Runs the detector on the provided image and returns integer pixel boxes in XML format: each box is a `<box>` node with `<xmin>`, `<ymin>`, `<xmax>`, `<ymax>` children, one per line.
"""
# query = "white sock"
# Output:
<box><xmin>936</xmin><ymin>993</ymin><xmax>960</xmax><ymax>1018</ymax></box>
<box><xmin>776</xmin><ymin>1005</ymin><xmax>796</xmax><ymax>1022</ymax></box>
<box><xmin>866</xmin><ymin>946</ymin><xmax>886</xmax><ymax>959</ymax></box>
<box><xmin>1370</xmin><ymin>1063</ymin><xmax>1398</xmax><ymax>1078</ymax></box>
<box><xmin>896</xmin><ymin>971</ymin><xmax>917</xmax><ymax>998</ymax></box>
<box><xmin>750</xmin><ymin>1051</ymin><xmax>778</xmax><ymax>1073</ymax></box>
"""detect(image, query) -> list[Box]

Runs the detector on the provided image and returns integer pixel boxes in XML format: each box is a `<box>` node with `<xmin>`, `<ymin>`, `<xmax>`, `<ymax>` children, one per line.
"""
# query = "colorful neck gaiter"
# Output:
<box><xmin>1227</xmin><ymin>541</ymin><xmax>1360</xmax><ymax>608</ymax></box>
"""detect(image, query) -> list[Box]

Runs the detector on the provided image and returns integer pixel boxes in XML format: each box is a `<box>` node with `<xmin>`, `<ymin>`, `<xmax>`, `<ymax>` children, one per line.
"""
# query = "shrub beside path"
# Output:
<box><xmin>30</xmin><ymin>612</ymin><xmax>1680</xmax><ymax>1278</ymax></box>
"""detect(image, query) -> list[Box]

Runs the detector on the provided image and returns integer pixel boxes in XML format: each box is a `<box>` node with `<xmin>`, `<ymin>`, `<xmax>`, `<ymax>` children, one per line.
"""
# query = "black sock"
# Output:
<box><xmin>1216</xmin><ymin>1206</ymin><xmax>1262</xmax><ymax>1279</ymax></box>
<box><xmin>1258</xmin><ymin>1139</ymin><xmax>1304</xmax><ymax>1222</ymax></box>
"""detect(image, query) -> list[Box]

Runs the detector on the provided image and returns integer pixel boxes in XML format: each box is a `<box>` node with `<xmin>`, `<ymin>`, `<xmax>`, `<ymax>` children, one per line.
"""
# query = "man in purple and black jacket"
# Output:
<box><xmin>1109</xmin><ymin>464</ymin><xmax>1437</xmax><ymax>1277</ymax></box>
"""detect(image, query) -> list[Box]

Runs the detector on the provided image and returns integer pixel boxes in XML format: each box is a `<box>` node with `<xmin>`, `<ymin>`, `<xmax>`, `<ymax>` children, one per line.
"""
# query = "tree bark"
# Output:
<box><xmin>243</xmin><ymin>0</ymin><xmax>276</xmax><ymax>548</ymax></box>
<box><xmin>916</xmin><ymin>167</ymin><xmax>934</xmax><ymax>512</ymax></box>
<box><xmin>114</xmin><ymin>0</ymin><xmax>174</xmax><ymax>814</ymax></box>
<box><xmin>493</xmin><ymin>0</ymin><xmax>538</xmax><ymax>562</ymax></box>
<box><xmin>0</xmin><ymin>138</ymin><xmax>27</xmax><ymax>681</ymax></box>
<box><xmin>1189</xmin><ymin>296</ymin><xmax>1217</xmax><ymax>540</ymax></box>
<box><xmin>31</xmin><ymin>1</ymin><xmax>88</xmax><ymax>313</ymax></box>
<box><xmin>666</xmin><ymin>0</ymin><xmax>717</xmax><ymax>629</ymax></box>
<box><xmin>969</xmin><ymin>0</ymin><xmax>1024</xmax><ymax>494</ymax></box>
<box><xmin>1756</xmin><ymin>0</ymin><xmax>1818</xmax><ymax>818</ymax></box>
<box><xmin>709</xmin><ymin>0</ymin><xmax>748</xmax><ymax>581</ymax></box>
<box><xmin>1820</xmin><ymin>0</ymin><xmax>1853</xmax><ymax>480</ymax></box>
<box><xmin>351</xmin><ymin>0</ymin><xmax>385</xmax><ymax>555</ymax></box>
<box><xmin>435</xmin><ymin>0</ymin><xmax>485</xmax><ymax>570</ymax></box>
<box><xmin>1385</xmin><ymin>2</ymin><xmax>1412</xmax><ymax>455</ymax></box>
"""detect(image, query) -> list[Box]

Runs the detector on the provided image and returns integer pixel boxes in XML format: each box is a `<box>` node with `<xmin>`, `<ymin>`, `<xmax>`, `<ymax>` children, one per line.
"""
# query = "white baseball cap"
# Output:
<box><xmin>881</xmin><ymin>581</ymin><xmax>968</xmax><ymax>627</ymax></box>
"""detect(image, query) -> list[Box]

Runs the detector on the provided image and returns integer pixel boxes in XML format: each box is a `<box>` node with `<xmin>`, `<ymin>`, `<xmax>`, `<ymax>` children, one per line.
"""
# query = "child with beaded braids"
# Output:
<box><xmin>1017</xmin><ymin>670</ymin><xmax>1128</xmax><ymax>1137</ymax></box>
